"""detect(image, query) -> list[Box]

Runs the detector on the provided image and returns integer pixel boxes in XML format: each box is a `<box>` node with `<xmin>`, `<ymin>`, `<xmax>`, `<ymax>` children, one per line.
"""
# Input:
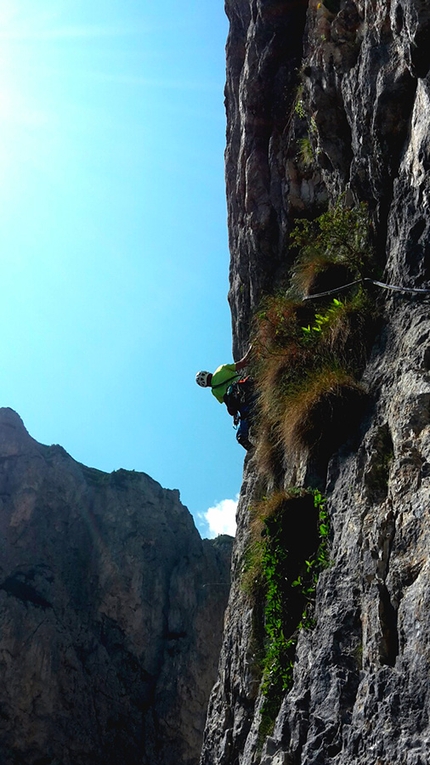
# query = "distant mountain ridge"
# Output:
<box><xmin>0</xmin><ymin>407</ymin><xmax>232</xmax><ymax>765</ymax></box>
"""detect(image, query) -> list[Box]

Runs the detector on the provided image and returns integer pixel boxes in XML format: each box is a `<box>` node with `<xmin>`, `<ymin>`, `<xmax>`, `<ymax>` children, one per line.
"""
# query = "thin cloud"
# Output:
<box><xmin>203</xmin><ymin>496</ymin><xmax>238</xmax><ymax>538</ymax></box>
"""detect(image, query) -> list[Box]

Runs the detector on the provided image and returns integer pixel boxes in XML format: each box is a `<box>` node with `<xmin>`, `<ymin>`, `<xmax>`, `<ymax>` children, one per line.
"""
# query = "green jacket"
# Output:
<box><xmin>211</xmin><ymin>364</ymin><xmax>240</xmax><ymax>403</ymax></box>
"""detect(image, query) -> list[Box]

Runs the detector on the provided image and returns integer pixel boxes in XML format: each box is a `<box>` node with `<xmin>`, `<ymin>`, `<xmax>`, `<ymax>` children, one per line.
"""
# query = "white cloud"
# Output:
<box><xmin>204</xmin><ymin>496</ymin><xmax>238</xmax><ymax>538</ymax></box>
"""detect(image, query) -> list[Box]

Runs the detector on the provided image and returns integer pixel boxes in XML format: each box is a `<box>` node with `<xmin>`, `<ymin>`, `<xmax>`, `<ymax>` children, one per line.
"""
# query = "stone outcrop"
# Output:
<box><xmin>201</xmin><ymin>1</ymin><xmax>430</xmax><ymax>763</ymax></box>
<box><xmin>0</xmin><ymin>408</ymin><xmax>232</xmax><ymax>765</ymax></box>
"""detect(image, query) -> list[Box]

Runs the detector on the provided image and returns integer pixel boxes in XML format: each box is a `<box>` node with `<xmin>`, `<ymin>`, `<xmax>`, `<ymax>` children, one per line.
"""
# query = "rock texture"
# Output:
<box><xmin>201</xmin><ymin>0</ymin><xmax>430</xmax><ymax>763</ymax></box>
<box><xmin>0</xmin><ymin>408</ymin><xmax>232</xmax><ymax>765</ymax></box>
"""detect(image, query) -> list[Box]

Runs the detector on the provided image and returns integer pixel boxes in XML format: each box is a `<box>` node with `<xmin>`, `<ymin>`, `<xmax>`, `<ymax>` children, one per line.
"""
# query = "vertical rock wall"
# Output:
<box><xmin>202</xmin><ymin>1</ymin><xmax>430</xmax><ymax>763</ymax></box>
<box><xmin>0</xmin><ymin>408</ymin><xmax>232</xmax><ymax>765</ymax></box>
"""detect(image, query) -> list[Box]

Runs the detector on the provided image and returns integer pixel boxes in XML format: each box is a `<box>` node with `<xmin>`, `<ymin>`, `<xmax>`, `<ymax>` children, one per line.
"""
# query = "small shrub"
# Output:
<box><xmin>318</xmin><ymin>291</ymin><xmax>376</xmax><ymax>368</ymax></box>
<box><xmin>294</xmin><ymin>84</ymin><xmax>306</xmax><ymax>120</ymax></box>
<box><xmin>290</xmin><ymin>200</ymin><xmax>373</xmax><ymax>298</ymax></box>
<box><xmin>297</xmin><ymin>136</ymin><xmax>314</xmax><ymax>168</ymax></box>
<box><xmin>250</xmin><ymin>201</ymin><xmax>377</xmax><ymax>479</ymax></box>
<box><xmin>243</xmin><ymin>489</ymin><xmax>330</xmax><ymax>738</ymax></box>
<box><xmin>253</xmin><ymin>294</ymin><xmax>313</xmax><ymax>352</ymax></box>
<box><xmin>300</xmin><ymin>291</ymin><xmax>377</xmax><ymax>372</ymax></box>
<box><xmin>251</xmin><ymin>291</ymin><xmax>371</xmax><ymax>476</ymax></box>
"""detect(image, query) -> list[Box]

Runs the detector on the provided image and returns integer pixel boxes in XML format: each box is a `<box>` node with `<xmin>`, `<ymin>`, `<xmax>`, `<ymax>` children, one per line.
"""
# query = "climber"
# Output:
<box><xmin>195</xmin><ymin>346</ymin><xmax>255</xmax><ymax>450</ymax></box>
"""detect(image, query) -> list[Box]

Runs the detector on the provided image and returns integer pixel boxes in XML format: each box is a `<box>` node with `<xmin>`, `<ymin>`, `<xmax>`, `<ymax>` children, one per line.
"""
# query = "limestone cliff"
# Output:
<box><xmin>0</xmin><ymin>408</ymin><xmax>232</xmax><ymax>765</ymax></box>
<box><xmin>201</xmin><ymin>1</ymin><xmax>430</xmax><ymax>763</ymax></box>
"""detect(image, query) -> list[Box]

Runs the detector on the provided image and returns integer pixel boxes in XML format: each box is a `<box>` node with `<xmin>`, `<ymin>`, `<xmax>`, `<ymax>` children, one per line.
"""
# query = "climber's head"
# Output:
<box><xmin>196</xmin><ymin>371</ymin><xmax>212</xmax><ymax>388</ymax></box>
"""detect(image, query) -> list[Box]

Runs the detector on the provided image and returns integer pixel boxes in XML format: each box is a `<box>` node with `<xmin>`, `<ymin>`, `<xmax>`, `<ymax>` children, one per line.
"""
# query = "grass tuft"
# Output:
<box><xmin>280</xmin><ymin>366</ymin><xmax>366</xmax><ymax>453</ymax></box>
<box><xmin>297</xmin><ymin>136</ymin><xmax>314</xmax><ymax>169</ymax></box>
<box><xmin>249</xmin><ymin>201</ymin><xmax>377</xmax><ymax>480</ymax></box>
<box><xmin>251</xmin><ymin>292</ymin><xmax>371</xmax><ymax>476</ymax></box>
<box><xmin>242</xmin><ymin>489</ymin><xmax>330</xmax><ymax>738</ymax></box>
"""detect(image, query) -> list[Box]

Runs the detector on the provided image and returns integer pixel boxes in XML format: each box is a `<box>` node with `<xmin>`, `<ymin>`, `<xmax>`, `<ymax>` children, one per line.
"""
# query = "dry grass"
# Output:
<box><xmin>250</xmin><ymin>490</ymin><xmax>295</xmax><ymax>535</ymax></box>
<box><xmin>290</xmin><ymin>256</ymin><xmax>354</xmax><ymax>298</ymax></box>
<box><xmin>250</xmin><ymin>274</ymin><xmax>373</xmax><ymax>480</ymax></box>
<box><xmin>251</xmin><ymin>343</ymin><xmax>315</xmax><ymax>478</ymax></box>
<box><xmin>280</xmin><ymin>366</ymin><xmax>366</xmax><ymax>453</ymax></box>
<box><xmin>316</xmin><ymin>291</ymin><xmax>376</xmax><ymax>368</ymax></box>
<box><xmin>253</xmin><ymin>295</ymin><xmax>313</xmax><ymax>352</ymax></box>
<box><xmin>252</xmin><ymin>420</ymin><xmax>284</xmax><ymax>481</ymax></box>
<box><xmin>242</xmin><ymin>489</ymin><xmax>310</xmax><ymax>594</ymax></box>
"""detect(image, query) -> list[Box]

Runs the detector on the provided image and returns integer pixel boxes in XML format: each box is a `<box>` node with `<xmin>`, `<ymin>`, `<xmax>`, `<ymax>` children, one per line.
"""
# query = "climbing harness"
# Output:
<box><xmin>224</xmin><ymin>377</ymin><xmax>255</xmax><ymax>451</ymax></box>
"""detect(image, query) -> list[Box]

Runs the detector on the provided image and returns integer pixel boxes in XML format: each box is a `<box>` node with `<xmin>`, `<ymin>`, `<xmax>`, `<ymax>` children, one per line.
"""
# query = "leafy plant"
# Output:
<box><xmin>301</xmin><ymin>297</ymin><xmax>345</xmax><ymax>341</ymax></box>
<box><xmin>249</xmin><ymin>201</ymin><xmax>377</xmax><ymax>478</ymax></box>
<box><xmin>245</xmin><ymin>489</ymin><xmax>330</xmax><ymax>738</ymax></box>
<box><xmin>294</xmin><ymin>85</ymin><xmax>306</xmax><ymax>120</ymax></box>
<box><xmin>251</xmin><ymin>293</ymin><xmax>370</xmax><ymax>472</ymax></box>
<box><xmin>290</xmin><ymin>200</ymin><xmax>373</xmax><ymax>298</ymax></box>
<box><xmin>297</xmin><ymin>136</ymin><xmax>314</xmax><ymax>168</ymax></box>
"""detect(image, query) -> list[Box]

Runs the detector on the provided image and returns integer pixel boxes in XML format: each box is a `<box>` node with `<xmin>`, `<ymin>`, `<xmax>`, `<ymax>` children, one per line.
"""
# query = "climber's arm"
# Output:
<box><xmin>235</xmin><ymin>344</ymin><xmax>253</xmax><ymax>372</ymax></box>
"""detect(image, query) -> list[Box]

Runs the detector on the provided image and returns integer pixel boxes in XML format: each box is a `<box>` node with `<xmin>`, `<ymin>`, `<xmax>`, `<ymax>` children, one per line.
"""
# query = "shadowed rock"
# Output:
<box><xmin>0</xmin><ymin>408</ymin><xmax>232</xmax><ymax>765</ymax></box>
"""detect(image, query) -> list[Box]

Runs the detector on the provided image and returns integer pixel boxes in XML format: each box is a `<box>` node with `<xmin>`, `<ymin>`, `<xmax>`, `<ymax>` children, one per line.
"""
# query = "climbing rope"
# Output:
<box><xmin>302</xmin><ymin>277</ymin><xmax>430</xmax><ymax>301</ymax></box>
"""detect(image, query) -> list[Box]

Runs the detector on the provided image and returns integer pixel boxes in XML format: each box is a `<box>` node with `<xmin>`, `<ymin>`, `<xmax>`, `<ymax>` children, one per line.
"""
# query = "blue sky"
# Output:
<box><xmin>0</xmin><ymin>1</ymin><xmax>243</xmax><ymax>537</ymax></box>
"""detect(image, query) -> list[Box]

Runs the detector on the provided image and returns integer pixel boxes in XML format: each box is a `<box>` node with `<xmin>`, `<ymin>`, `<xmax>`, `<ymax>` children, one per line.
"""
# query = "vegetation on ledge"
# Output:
<box><xmin>241</xmin><ymin>489</ymin><xmax>330</xmax><ymax>742</ymax></box>
<box><xmin>250</xmin><ymin>200</ymin><xmax>379</xmax><ymax>480</ymax></box>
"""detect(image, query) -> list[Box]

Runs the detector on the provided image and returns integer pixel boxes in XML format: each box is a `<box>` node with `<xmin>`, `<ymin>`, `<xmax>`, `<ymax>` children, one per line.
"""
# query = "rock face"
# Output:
<box><xmin>201</xmin><ymin>1</ymin><xmax>430</xmax><ymax>763</ymax></box>
<box><xmin>0</xmin><ymin>408</ymin><xmax>232</xmax><ymax>765</ymax></box>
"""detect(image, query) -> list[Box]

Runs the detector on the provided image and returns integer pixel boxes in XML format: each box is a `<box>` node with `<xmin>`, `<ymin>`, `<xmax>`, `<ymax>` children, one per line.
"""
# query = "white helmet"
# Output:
<box><xmin>196</xmin><ymin>371</ymin><xmax>211</xmax><ymax>387</ymax></box>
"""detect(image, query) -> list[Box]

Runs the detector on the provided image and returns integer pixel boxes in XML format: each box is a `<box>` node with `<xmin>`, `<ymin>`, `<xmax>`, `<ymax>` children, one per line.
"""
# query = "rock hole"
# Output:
<box><xmin>403</xmin><ymin>561</ymin><xmax>423</xmax><ymax>588</ymax></box>
<box><xmin>263</xmin><ymin>493</ymin><xmax>320</xmax><ymax>633</ymax></box>
<box><xmin>317</xmin><ymin>151</ymin><xmax>334</xmax><ymax>172</ymax></box>
<box><xmin>166</xmin><ymin>630</ymin><xmax>187</xmax><ymax>640</ymax></box>
<box><xmin>327</xmin><ymin>742</ymin><xmax>342</xmax><ymax>757</ymax></box>
<box><xmin>405</xmin><ymin>219</ymin><xmax>427</xmax><ymax>276</ymax></box>
<box><xmin>0</xmin><ymin>574</ymin><xmax>52</xmax><ymax>610</ymax></box>
<box><xmin>378</xmin><ymin>582</ymin><xmax>399</xmax><ymax>666</ymax></box>
<box><xmin>422</xmin><ymin>347</ymin><xmax>430</xmax><ymax>371</ymax></box>
<box><xmin>411</xmin><ymin>22</ymin><xmax>430</xmax><ymax>78</ymax></box>
<box><xmin>365</xmin><ymin>424</ymin><xmax>394</xmax><ymax>504</ymax></box>
<box><xmin>373</xmin><ymin>69</ymin><xmax>417</xmax><ymax>179</ymax></box>
<box><xmin>394</xmin><ymin>4</ymin><xmax>404</xmax><ymax>34</ymax></box>
<box><xmin>322</xmin><ymin>0</ymin><xmax>340</xmax><ymax>13</ymax></box>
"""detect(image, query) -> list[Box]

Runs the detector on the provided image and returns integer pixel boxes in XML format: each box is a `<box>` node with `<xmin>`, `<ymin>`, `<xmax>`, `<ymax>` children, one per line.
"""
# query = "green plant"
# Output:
<box><xmin>251</xmin><ymin>291</ymin><xmax>370</xmax><ymax>473</ymax></box>
<box><xmin>297</xmin><ymin>136</ymin><xmax>314</xmax><ymax>168</ymax></box>
<box><xmin>301</xmin><ymin>297</ymin><xmax>345</xmax><ymax>341</ymax></box>
<box><xmin>294</xmin><ymin>88</ymin><xmax>306</xmax><ymax>120</ymax></box>
<box><xmin>290</xmin><ymin>200</ymin><xmax>373</xmax><ymax>298</ymax></box>
<box><xmin>249</xmin><ymin>200</ymin><xmax>377</xmax><ymax>478</ymax></box>
<box><xmin>245</xmin><ymin>489</ymin><xmax>330</xmax><ymax>739</ymax></box>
